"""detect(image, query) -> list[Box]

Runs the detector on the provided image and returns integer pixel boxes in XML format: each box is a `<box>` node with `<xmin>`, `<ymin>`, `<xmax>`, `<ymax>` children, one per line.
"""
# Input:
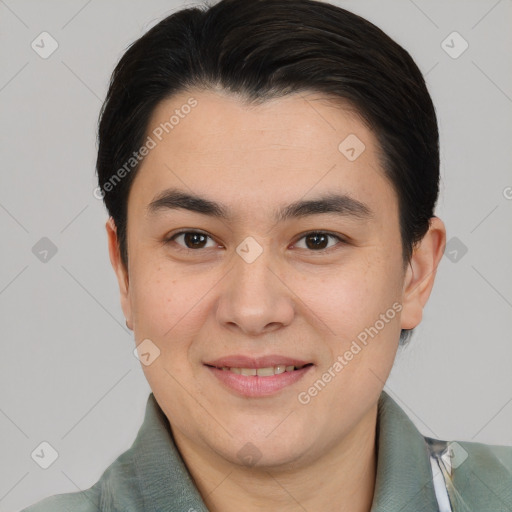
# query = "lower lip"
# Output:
<box><xmin>205</xmin><ymin>365</ymin><xmax>313</xmax><ymax>397</ymax></box>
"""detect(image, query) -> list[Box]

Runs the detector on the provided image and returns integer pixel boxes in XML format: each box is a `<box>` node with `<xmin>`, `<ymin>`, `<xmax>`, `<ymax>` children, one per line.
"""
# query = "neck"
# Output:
<box><xmin>171</xmin><ymin>403</ymin><xmax>379</xmax><ymax>512</ymax></box>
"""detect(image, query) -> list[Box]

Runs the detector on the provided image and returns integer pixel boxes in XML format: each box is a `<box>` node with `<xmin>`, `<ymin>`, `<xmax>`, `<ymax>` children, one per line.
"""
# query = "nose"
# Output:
<box><xmin>215</xmin><ymin>243</ymin><xmax>295</xmax><ymax>336</ymax></box>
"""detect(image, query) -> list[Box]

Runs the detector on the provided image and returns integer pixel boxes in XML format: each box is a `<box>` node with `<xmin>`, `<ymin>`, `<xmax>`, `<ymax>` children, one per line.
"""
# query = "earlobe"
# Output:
<box><xmin>106</xmin><ymin>217</ymin><xmax>133</xmax><ymax>330</ymax></box>
<box><xmin>400</xmin><ymin>217</ymin><xmax>446</xmax><ymax>330</ymax></box>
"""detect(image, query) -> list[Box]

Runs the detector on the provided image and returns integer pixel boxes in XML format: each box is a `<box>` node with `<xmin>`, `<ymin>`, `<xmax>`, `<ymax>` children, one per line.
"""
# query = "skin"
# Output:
<box><xmin>107</xmin><ymin>89</ymin><xmax>446</xmax><ymax>512</ymax></box>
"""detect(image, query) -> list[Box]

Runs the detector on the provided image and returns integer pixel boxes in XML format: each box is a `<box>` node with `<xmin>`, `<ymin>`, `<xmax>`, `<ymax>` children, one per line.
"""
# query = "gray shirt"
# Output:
<box><xmin>21</xmin><ymin>390</ymin><xmax>512</xmax><ymax>511</ymax></box>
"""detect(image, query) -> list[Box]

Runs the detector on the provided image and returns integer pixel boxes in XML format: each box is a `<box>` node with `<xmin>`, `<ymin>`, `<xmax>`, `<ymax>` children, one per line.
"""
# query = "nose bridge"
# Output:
<box><xmin>234</xmin><ymin>242</ymin><xmax>273</xmax><ymax>295</ymax></box>
<box><xmin>216</xmin><ymin>237</ymin><xmax>294</xmax><ymax>334</ymax></box>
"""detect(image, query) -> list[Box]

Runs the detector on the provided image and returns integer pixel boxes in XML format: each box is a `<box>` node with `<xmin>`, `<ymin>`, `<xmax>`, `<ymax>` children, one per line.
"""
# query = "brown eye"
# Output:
<box><xmin>168</xmin><ymin>231</ymin><xmax>216</xmax><ymax>250</ymax></box>
<box><xmin>295</xmin><ymin>232</ymin><xmax>344</xmax><ymax>251</ymax></box>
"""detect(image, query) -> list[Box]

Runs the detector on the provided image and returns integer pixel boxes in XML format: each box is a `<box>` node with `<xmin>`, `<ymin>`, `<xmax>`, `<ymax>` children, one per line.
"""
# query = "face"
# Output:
<box><xmin>107</xmin><ymin>89</ymin><xmax>442</xmax><ymax>470</ymax></box>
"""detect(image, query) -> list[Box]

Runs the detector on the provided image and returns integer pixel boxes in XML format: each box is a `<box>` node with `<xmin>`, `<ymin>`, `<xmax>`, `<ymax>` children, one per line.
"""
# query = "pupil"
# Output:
<box><xmin>185</xmin><ymin>233</ymin><xmax>207</xmax><ymax>248</ymax></box>
<box><xmin>306</xmin><ymin>233</ymin><xmax>328</xmax><ymax>250</ymax></box>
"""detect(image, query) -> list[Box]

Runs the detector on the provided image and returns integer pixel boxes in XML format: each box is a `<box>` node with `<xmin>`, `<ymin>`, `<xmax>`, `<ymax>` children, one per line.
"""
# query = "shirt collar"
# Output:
<box><xmin>128</xmin><ymin>390</ymin><xmax>439</xmax><ymax>511</ymax></box>
<box><xmin>370</xmin><ymin>390</ymin><xmax>440</xmax><ymax>511</ymax></box>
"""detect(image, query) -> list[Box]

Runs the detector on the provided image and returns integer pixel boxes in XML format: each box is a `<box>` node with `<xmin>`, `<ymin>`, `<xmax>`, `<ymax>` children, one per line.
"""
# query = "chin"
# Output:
<box><xmin>228</xmin><ymin>445</ymin><xmax>307</xmax><ymax>471</ymax></box>
<box><xmin>214</xmin><ymin>422</ymin><xmax>315</xmax><ymax>470</ymax></box>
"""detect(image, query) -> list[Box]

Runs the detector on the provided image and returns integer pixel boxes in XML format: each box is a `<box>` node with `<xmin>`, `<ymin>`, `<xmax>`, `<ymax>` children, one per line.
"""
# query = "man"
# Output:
<box><xmin>23</xmin><ymin>0</ymin><xmax>512</xmax><ymax>511</ymax></box>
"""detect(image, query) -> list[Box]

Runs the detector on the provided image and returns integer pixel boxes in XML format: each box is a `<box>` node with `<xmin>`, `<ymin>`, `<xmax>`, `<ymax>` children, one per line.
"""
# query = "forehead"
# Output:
<box><xmin>129</xmin><ymin>89</ymin><xmax>397</xmax><ymax>221</ymax></box>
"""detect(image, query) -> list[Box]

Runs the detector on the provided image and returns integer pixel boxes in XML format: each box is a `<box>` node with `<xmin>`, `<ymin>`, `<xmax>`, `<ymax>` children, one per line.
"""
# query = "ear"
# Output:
<box><xmin>106</xmin><ymin>217</ymin><xmax>133</xmax><ymax>330</ymax></box>
<box><xmin>400</xmin><ymin>216</ymin><xmax>446</xmax><ymax>330</ymax></box>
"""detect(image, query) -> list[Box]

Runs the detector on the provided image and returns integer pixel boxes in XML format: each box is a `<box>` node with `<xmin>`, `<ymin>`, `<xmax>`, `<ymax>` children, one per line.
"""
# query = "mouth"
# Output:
<box><xmin>203</xmin><ymin>356</ymin><xmax>314</xmax><ymax>397</ymax></box>
<box><xmin>205</xmin><ymin>363</ymin><xmax>313</xmax><ymax>376</ymax></box>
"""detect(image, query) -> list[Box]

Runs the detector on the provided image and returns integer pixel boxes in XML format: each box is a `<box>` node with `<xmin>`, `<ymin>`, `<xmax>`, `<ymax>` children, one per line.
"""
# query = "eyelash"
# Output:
<box><xmin>165</xmin><ymin>230</ymin><xmax>347</xmax><ymax>253</ymax></box>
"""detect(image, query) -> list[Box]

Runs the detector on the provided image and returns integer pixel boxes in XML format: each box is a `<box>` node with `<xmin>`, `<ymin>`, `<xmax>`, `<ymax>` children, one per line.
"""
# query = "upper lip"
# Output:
<box><xmin>204</xmin><ymin>355</ymin><xmax>312</xmax><ymax>369</ymax></box>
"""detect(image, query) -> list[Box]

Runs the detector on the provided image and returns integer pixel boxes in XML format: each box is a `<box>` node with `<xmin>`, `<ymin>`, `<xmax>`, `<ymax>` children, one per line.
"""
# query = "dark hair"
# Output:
<box><xmin>96</xmin><ymin>0</ymin><xmax>440</xmax><ymax>345</ymax></box>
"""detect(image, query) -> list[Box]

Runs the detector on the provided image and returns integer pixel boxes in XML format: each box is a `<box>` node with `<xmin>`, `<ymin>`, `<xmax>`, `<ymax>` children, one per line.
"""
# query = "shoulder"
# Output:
<box><xmin>21</xmin><ymin>392</ymin><xmax>203</xmax><ymax>511</ymax></box>
<box><xmin>20</xmin><ymin>482</ymin><xmax>101</xmax><ymax>512</ymax></box>
<box><xmin>426</xmin><ymin>435</ymin><xmax>512</xmax><ymax>509</ymax></box>
<box><xmin>454</xmin><ymin>439</ymin><xmax>512</xmax><ymax>492</ymax></box>
<box><xmin>20</xmin><ymin>447</ymin><xmax>139</xmax><ymax>511</ymax></box>
<box><xmin>457</xmin><ymin>438</ymin><xmax>512</xmax><ymax>472</ymax></box>
<box><xmin>427</xmin><ymin>435</ymin><xmax>512</xmax><ymax>472</ymax></box>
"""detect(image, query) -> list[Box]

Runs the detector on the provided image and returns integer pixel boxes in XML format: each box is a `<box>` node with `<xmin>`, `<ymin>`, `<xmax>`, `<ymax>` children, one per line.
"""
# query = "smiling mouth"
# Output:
<box><xmin>205</xmin><ymin>363</ymin><xmax>313</xmax><ymax>376</ymax></box>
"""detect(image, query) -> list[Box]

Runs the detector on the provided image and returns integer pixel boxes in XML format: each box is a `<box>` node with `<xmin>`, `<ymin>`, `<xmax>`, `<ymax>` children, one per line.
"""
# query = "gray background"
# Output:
<box><xmin>1</xmin><ymin>0</ymin><xmax>511</xmax><ymax>510</ymax></box>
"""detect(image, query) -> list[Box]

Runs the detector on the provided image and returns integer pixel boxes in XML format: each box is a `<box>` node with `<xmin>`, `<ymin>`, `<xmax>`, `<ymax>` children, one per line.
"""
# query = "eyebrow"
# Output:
<box><xmin>146</xmin><ymin>188</ymin><xmax>373</xmax><ymax>222</ymax></box>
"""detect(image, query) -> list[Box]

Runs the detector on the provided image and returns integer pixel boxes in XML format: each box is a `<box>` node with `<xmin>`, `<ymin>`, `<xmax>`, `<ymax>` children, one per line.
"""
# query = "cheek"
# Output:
<box><xmin>130</xmin><ymin>266</ymin><xmax>212</xmax><ymax>396</ymax></box>
<box><xmin>293</xmin><ymin>253</ymin><xmax>403</xmax><ymax>340</ymax></box>
<box><xmin>129</xmin><ymin>263</ymin><xmax>204</xmax><ymax>333</ymax></box>
<box><xmin>128</xmin><ymin>263</ymin><xmax>227</xmax><ymax>373</ymax></box>
<box><xmin>130</xmin><ymin>271</ymin><xmax>178</xmax><ymax>334</ymax></box>
<box><xmin>295</xmin><ymin>260</ymin><xmax>402</xmax><ymax>419</ymax></box>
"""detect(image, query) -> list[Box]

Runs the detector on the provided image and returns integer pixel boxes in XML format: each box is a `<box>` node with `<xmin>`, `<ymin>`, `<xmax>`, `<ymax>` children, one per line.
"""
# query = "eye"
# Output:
<box><xmin>167</xmin><ymin>230</ymin><xmax>218</xmax><ymax>250</ymax></box>
<box><xmin>293</xmin><ymin>231</ymin><xmax>345</xmax><ymax>251</ymax></box>
<box><xmin>165</xmin><ymin>230</ymin><xmax>346</xmax><ymax>252</ymax></box>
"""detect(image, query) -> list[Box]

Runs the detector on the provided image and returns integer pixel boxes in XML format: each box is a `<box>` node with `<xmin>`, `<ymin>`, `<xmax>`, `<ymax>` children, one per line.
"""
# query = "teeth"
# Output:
<box><xmin>219</xmin><ymin>364</ymin><xmax>305</xmax><ymax>376</ymax></box>
<box><xmin>256</xmin><ymin>367</ymin><xmax>274</xmax><ymax>376</ymax></box>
